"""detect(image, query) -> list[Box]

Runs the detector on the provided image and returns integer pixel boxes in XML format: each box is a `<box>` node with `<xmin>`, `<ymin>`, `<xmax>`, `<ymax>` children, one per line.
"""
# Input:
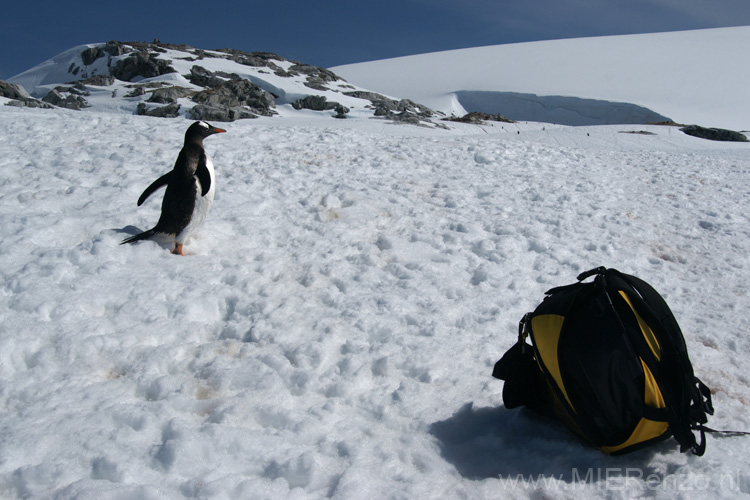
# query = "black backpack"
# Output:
<box><xmin>493</xmin><ymin>267</ymin><xmax>715</xmax><ymax>455</ymax></box>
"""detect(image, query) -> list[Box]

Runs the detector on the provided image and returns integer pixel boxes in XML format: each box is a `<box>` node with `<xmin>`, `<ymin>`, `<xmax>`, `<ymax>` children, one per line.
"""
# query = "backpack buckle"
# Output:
<box><xmin>518</xmin><ymin>312</ymin><xmax>532</xmax><ymax>352</ymax></box>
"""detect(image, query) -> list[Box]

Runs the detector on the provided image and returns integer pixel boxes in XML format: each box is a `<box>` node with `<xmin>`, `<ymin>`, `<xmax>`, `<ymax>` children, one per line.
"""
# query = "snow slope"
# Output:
<box><xmin>332</xmin><ymin>27</ymin><xmax>750</xmax><ymax>130</ymax></box>
<box><xmin>1</xmin><ymin>103</ymin><xmax>749</xmax><ymax>499</ymax></box>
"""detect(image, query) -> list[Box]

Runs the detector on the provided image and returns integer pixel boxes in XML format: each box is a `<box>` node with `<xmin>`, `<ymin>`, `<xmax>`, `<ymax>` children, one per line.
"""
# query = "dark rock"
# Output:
<box><xmin>288</xmin><ymin>64</ymin><xmax>338</xmax><ymax>81</ymax></box>
<box><xmin>124</xmin><ymin>82</ymin><xmax>167</xmax><ymax>98</ymax></box>
<box><xmin>292</xmin><ymin>95</ymin><xmax>349</xmax><ymax>118</ymax></box>
<box><xmin>110</xmin><ymin>51</ymin><xmax>176</xmax><ymax>82</ymax></box>
<box><xmin>288</xmin><ymin>64</ymin><xmax>340</xmax><ymax>91</ymax></box>
<box><xmin>344</xmin><ymin>90</ymin><xmax>437</xmax><ymax>124</ymax></box>
<box><xmin>136</xmin><ymin>102</ymin><xmax>181</xmax><ymax>118</ymax></box>
<box><xmin>189</xmin><ymin>49</ymin><xmax>220</xmax><ymax>61</ymax></box>
<box><xmin>5</xmin><ymin>98</ymin><xmax>55</xmax><ymax>109</ymax></box>
<box><xmin>78</xmin><ymin>74</ymin><xmax>115</xmax><ymax>86</ymax></box>
<box><xmin>103</xmin><ymin>40</ymin><xmax>131</xmax><ymax>58</ymax></box>
<box><xmin>188</xmin><ymin>104</ymin><xmax>258</xmax><ymax>122</ymax></box>
<box><xmin>147</xmin><ymin>86</ymin><xmax>195</xmax><ymax>104</ymax></box>
<box><xmin>230</xmin><ymin>54</ymin><xmax>271</xmax><ymax>67</ymax></box>
<box><xmin>55</xmin><ymin>82</ymin><xmax>90</xmax><ymax>96</ymax></box>
<box><xmin>42</xmin><ymin>89</ymin><xmax>90</xmax><ymax>110</ymax></box>
<box><xmin>292</xmin><ymin>95</ymin><xmax>338</xmax><ymax>111</ymax></box>
<box><xmin>0</xmin><ymin>80</ymin><xmax>31</xmax><ymax>99</ymax></box>
<box><xmin>680</xmin><ymin>125</ymin><xmax>749</xmax><ymax>142</ymax></box>
<box><xmin>217</xmin><ymin>49</ymin><xmax>285</xmax><ymax>68</ymax></box>
<box><xmin>445</xmin><ymin>112</ymin><xmax>515</xmax><ymax>124</ymax></box>
<box><xmin>81</xmin><ymin>46</ymin><xmax>105</xmax><ymax>66</ymax></box>
<box><xmin>2</xmin><ymin>79</ymin><xmax>55</xmax><ymax>109</ymax></box>
<box><xmin>124</xmin><ymin>86</ymin><xmax>146</xmax><ymax>98</ymax></box>
<box><xmin>188</xmin><ymin>66</ymin><xmax>228</xmax><ymax>88</ymax></box>
<box><xmin>619</xmin><ymin>130</ymin><xmax>656</xmax><ymax>135</ymax></box>
<box><xmin>191</xmin><ymin>79</ymin><xmax>275</xmax><ymax>116</ymax></box>
<box><xmin>333</xmin><ymin>104</ymin><xmax>349</xmax><ymax>119</ymax></box>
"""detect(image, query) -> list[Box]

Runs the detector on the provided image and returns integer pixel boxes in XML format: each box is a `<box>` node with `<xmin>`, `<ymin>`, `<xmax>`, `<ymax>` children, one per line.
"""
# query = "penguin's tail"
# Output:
<box><xmin>120</xmin><ymin>229</ymin><xmax>157</xmax><ymax>245</ymax></box>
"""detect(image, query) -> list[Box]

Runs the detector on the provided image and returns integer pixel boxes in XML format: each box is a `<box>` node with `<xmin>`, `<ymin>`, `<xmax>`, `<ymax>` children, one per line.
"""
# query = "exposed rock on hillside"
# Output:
<box><xmin>111</xmin><ymin>51</ymin><xmax>176</xmax><ymax>82</ymax></box>
<box><xmin>1</xmin><ymin>80</ymin><xmax>30</xmax><ymax>99</ymax></box>
<box><xmin>147</xmin><ymin>86</ymin><xmax>195</xmax><ymax>104</ymax></box>
<box><xmin>188</xmin><ymin>105</ymin><xmax>259</xmax><ymax>122</ymax></box>
<box><xmin>78</xmin><ymin>74</ymin><xmax>116</xmax><ymax>86</ymax></box>
<box><xmin>445</xmin><ymin>112</ymin><xmax>515</xmax><ymax>125</ymax></box>
<box><xmin>191</xmin><ymin>79</ymin><xmax>276</xmax><ymax>118</ymax></box>
<box><xmin>292</xmin><ymin>95</ymin><xmax>350</xmax><ymax>119</ymax></box>
<box><xmin>137</xmin><ymin>102</ymin><xmax>181</xmax><ymax>118</ymax></box>
<box><xmin>8</xmin><ymin>40</ymin><xmax>442</xmax><ymax>126</ymax></box>
<box><xmin>189</xmin><ymin>66</ymin><xmax>230</xmax><ymax>88</ymax></box>
<box><xmin>292</xmin><ymin>95</ymin><xmax>338</xmax><ymax>111</ymax></box>
<box><xmin>42</xmin><ymin>84</ymin><xmax>91</xmax><ymax>110</ymax></box>
<box><xmin>1</xmin><ymin>79</ymin><xmax>55</xmax><ymax>108</ymax></box>
<box><xmin>680</xmin><ymin>125</ymin><xmax>748</xmax><ymax>142</ymax></box>
<box><xmin>343</xmin><ymin>91</ymin><xmax>437</xmax><ymax>124</ymax></box>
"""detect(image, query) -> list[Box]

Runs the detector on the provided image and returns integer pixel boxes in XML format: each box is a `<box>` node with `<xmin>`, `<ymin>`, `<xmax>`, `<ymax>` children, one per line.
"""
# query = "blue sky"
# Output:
<box><xmin>3</xmin><ymin>0</ymin><xmax>750</xmax><ymax>80</ymax></box>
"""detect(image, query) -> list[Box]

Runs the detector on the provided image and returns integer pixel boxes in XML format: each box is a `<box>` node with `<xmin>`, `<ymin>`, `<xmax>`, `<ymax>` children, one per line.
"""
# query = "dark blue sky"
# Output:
<box><xmin>3</xmin><ymin>0</ymin><xmax>750</xmax><ymax>80</ymax></box>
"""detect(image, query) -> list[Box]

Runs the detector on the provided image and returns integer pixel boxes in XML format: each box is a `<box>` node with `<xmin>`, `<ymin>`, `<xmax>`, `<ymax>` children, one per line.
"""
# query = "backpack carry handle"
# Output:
<box><xmin>577</xmin><ymin>266</ymin><xmax>608</xmax><ymax>282</ymax></box>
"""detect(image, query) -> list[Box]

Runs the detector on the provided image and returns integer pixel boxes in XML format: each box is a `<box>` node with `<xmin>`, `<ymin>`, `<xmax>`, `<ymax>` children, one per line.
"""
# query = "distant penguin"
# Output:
<box><xmin>121</xmin><ymin>121</ymin><xmax>226</xmax><ymax>255</ymax></box>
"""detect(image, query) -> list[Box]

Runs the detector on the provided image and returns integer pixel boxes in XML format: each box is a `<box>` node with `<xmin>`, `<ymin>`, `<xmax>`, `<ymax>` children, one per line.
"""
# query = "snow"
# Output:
<box><xmin>3</xmin><ymin>27</ymin><xmax>750</xmax><ymax>499</ymax></box>
<box><xmin>332</xmin><ymin>27</ymin><xmax>750</xmax><ymax>130</ymax></box>
<box><xmin>1</xmin><ymin>101</ymin><xmax>749</xmax><ymax>499</ymax></box>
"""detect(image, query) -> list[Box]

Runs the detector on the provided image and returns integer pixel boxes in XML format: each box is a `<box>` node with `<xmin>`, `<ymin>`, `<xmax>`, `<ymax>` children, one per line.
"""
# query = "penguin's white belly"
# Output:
<box><xmin>176</xmin><ymin>156</ymin><xmax>215</xmax><ymax>244</ymax></box>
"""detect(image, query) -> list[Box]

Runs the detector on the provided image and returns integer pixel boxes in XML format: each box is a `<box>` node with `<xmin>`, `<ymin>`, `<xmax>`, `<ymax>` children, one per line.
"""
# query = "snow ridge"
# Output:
<box><xmin>333</xmin><ymin>27</ymin><xmax>750</xmax><ymax>130</ymax></box>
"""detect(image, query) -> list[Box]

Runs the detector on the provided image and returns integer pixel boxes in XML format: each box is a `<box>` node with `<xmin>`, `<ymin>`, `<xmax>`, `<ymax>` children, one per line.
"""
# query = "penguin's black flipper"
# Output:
<box><xmin>195</xmin><ymin>158</ymin><xmax>211</xmax><ymax>197</ymax></box>
<box><xmin>120</xmin><ymin>228</ymin><xmax>157</xmax><ymax>245</ymax></box>
<box><xmin>137</xmin><ymin>172</ymin><xmax>172</xmax><ymax>206</ymax></box>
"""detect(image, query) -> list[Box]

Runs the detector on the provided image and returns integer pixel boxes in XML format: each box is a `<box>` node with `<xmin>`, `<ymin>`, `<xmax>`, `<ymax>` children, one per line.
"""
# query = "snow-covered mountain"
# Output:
<box><xmin>6</xmin><ymin>29</ymin><xmax>750</xmax><ymax>130</ymax></box>
<box><xmin>333</xmin><ymin>27</ymin><xmax>750</xmax><ymax>129</ymax></box>
<box><xmin>5</xmin><ymin>40</ymin><xmax>439</xmax><ymax>125</ymax></box>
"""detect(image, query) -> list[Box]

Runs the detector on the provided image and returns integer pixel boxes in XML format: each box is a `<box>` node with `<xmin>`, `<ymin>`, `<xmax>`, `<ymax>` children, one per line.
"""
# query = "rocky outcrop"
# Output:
<box><xmin>191</xmin><ymin>79</ymin><xmax>276</xmax><ymax>118</ymax></box>
<box><xmin>147</xmin><ymin>86</ymin><xmax>195</xmax><ymax>104</ymax></box>
<box><xmin>188</xmin><ymin>104</ymin><xmax>258</xmax><ymax>122</ymax></box>
<box><xmin>287</xmin><ymin>64</ymin><xmax>340</xmax><ymax>91</ymax></box>
<box><xmin>1</xmin><ymin>79</ymin><xmax>58</xmax><ymax>108</ymax></box>
<box><xmin>292</xmin><ymin>95</ymin><xmax>350</xmax><ymax>118</ymax></box>
<box><xmin>77</xmin><ymin>74</ymin><xmax>115</xmax><ymax>86</ymax></box>
<box><xmin>0</xmin><ymin>80</ymin><xmax>31</xmax><ymax>99</ymax></box>
<box><xmin>445</xmin><ymin>112</ymin><xmax>515</xmax><ymax>124</ymax></box>
<box><xmin>42</xmin><ymin>88</ymin><xmax>91</xmax><ymax>110</ymax></box>
<box><xmin>2</xmin><ymin>79</ymin><xmax>54</xmax><ymax>108</ymax></box>
<box><xmin>680</xmin><ymin>125</ymin><xmax>749</xmax><ymax>142</ymax></box>
<box><xmin>110</xmin><ymin>50</ymin><xmax>176</xmax><ymax>82</ymax></box>
<box><xmin>4</xmin><ymin>98</ymin><xmax>55</xmax><ymax>109</ymax></box>
<box><xmin>292</xmin><ymin>95</ymin><xmax>337</xmax><ymax>111</ymax></box>
<box><xmin>188</xmin><ymin>66</ymin><xmax>229</xmax><ymax>88</ymax></box>
<box><xmin>137</xmin><ymin>102</ymin><xmax>181</xmax><ymax>118</ymax></box>
<box><xmin>8</xmin><ymin>40</ymin><xmax>440</xmax><ymax>125</ymax></box>
<box><xmin>218</xmin><ymin>49</ymin><xmax>286</xmax><ymax>70</ymax></box>
<box><xmin>344</xmin><ymin>91</ymin><xmax>436</xmax><ymax>124</ymax></box>
<box><xmin>81</xmin><ymin>46</ymin><xmax>105</xmax><ymax>66</ymax></box>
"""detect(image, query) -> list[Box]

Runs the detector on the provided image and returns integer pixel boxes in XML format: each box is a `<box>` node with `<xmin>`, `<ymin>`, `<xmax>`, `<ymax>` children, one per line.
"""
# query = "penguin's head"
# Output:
<box><xmin>185</xmin><ymin>121</ymin><xmax>226</xmax><ymax>144</ymax></box>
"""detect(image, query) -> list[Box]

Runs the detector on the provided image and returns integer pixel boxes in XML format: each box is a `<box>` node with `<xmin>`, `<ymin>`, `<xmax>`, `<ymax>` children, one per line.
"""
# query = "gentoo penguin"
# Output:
<box><xmin>121</xmin><ymin>121</ymin><xmax>226</xmax><ymax>255</ymax></box>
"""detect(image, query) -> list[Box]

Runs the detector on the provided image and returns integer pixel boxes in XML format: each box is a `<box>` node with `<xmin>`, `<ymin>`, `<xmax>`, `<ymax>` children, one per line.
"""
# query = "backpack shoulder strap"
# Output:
<box><xmin>601</xmin><ymin>268</ymin><xmax>714</xmax><ymax>455</ymax></box>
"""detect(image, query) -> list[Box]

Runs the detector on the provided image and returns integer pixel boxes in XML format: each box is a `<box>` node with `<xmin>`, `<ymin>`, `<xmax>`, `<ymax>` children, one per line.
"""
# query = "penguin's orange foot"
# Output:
<box><xmin>172</xmin><ymin>243</ymin><xmax>184</xmax><ymax>256</ymax></box>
